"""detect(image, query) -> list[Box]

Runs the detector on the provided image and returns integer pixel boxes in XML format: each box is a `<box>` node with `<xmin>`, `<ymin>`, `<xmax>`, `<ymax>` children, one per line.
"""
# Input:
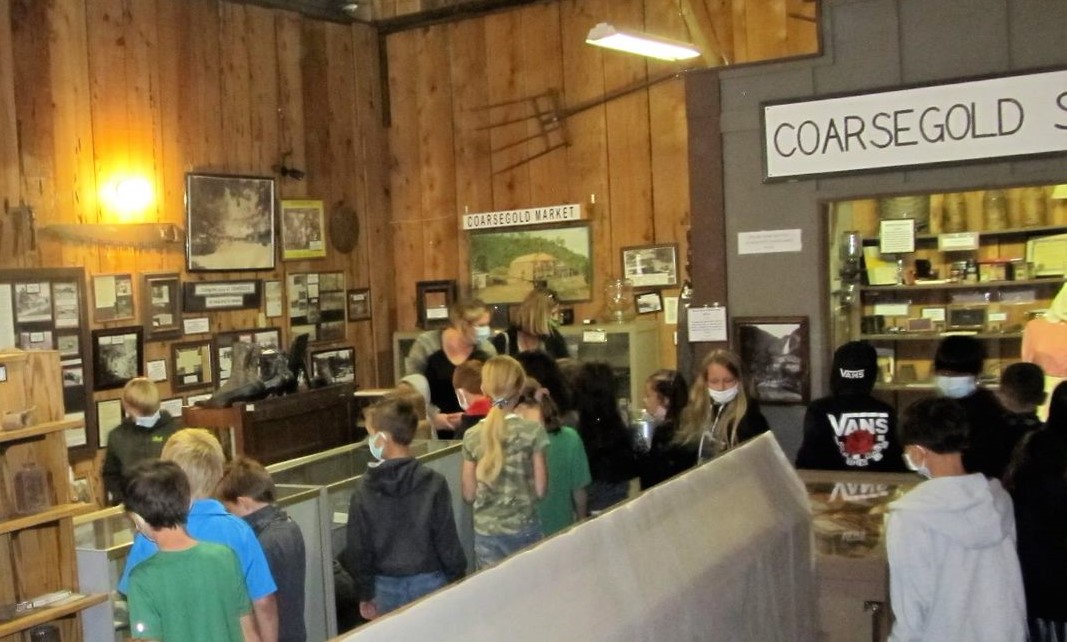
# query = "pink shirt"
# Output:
<box><xmin>1022</xmin><ymin>319</ymin><xmax>1067</xmax><ymax>377</ymax></box>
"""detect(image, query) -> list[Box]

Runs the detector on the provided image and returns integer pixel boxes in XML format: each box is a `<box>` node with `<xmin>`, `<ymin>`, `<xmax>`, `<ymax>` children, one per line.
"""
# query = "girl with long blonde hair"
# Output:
<box><xmin>460</xmin><ymin>356</ymin><xmax>549</xmax><ymax>569</ymax></box>
<box><xmin>677</xmin><ymin>350</ymin><xmax>770</xmax><ymax>463</ymax></box>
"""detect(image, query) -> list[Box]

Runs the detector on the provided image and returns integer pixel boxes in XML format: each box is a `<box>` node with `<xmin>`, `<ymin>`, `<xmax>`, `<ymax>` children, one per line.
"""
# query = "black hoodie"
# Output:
<box><xmin>343</xmin><ymin>458</ymin><xmax>467</xmax><ymax>601</ymax></box>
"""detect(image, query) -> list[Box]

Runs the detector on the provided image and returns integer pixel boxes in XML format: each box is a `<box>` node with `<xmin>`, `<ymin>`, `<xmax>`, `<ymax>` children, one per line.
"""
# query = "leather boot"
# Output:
<box><xmin>198</xmin><ymin>341</ymin><xmax>266</xmax><ymax>408</ymax></box>
<box><xmin>262</xmin><ymin>352</ymin><xmax>294</xmax><ymax>396</ymax></box>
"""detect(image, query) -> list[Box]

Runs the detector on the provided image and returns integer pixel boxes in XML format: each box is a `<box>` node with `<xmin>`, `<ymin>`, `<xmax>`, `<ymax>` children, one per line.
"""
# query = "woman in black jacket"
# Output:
<box><xmin>573</xmin><ymin>361</ymin><xmax>636</xmax><ymax>512</ymax></box>
<box><xmin>637</xmin><ymin>369</ymin><xmax>694</xmax><ymax>490</ymax></box>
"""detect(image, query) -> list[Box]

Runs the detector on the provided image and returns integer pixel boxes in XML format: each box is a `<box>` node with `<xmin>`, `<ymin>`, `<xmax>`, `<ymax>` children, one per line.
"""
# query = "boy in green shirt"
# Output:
<box><xmin>123</xmin><ymin>460</ymin><xmax>258</xmax><ymax>642</ymax></box>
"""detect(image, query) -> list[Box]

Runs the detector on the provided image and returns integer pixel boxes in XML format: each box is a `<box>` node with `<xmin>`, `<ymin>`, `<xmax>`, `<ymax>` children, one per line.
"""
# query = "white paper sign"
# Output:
<box><xmin>687</xmin><ymin>306</ymin><xmax>728</xmax><ymax>342</ymax></box>
<box><xmin>582</xmin><ymin>330</ymin><xmax>608</xmax><ymax>344</ymax></box>
<box><xmin>664</xmin><ymin>297</ymin><xmax>679</xmax><ymax>325</ymax></box>
<box><xmin>146</xmin><ymin>359</ymin><xmax>168</xmax><ymax>383</ymax></box>
<box><xmin>873</xmin><ymin>303</ymin><xmax>910</xmax><ymax>317</ymax></box>
<box><xmin>764</xmin><ymin>69</ymin><xmax>1067</xmax><ymax>178</ymax></box>
<box><xmin>938</xmin><ymin>232</ymin><xmax>980</xmax><ymax>251</ymax></box>
<box><xmin>183</xmin><ymin>317</ymin><xmax>210</xmax><ymax>334</ymax></box>
<box><xmin>738</xmin><ymin>229</ymin><xmax>803</xmax><ymax>255</ymax></box>
<box><xmin>879</xmin><ymin>219</ymin><xmax>916</xmax><ymax>254</ymax></box>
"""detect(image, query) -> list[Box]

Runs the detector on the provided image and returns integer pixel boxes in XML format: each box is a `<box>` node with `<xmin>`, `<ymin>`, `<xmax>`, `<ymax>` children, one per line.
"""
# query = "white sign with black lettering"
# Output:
<box><xmin>461</xmin><ymin>203</ymin><xmax>582</xmax><ymax>230</ymax></box>
<box><xmin>763</xmin><ymin>69</ymin><xmax>1067</xmax><ymax>179</ymax></box>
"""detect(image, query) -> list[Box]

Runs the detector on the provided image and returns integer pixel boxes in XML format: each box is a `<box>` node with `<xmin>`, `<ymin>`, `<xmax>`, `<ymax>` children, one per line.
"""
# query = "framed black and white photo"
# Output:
<box><xmin>287</xmin><ymin>272</ymin><xmax>346</xmax><ymax>342</ymax></box>
<box><xmin>14</xmin><ymin>282</ymin><xmax>53</xmax><ymax>323</ymax></box>
<box><xmin>172</xmin><ymin>339</ymin><xmax>214</xmax><ymax>391</ymax></box>
<box><xmin>621</xmin><ymin>243</ymin><xmax>679</xmax><ymax>288</ymax></box>
<box><xmin>142</xmin><ymin>273</ymin><xmax>182</xmax><ymax>341</ymax></box>
<box><xmin>310</xmin><ymin>346</ymin><xmax>355</xmax><ymax>384</ymax></box>
<box><xmin>469</xmin><ymin>223</ymin><xmax>593</xmax><ymax>304</ymax></box>
<box><xmin>52</xmin><ymin>281</ymin><xmax>80</xmax><ymax>329</ymax></box>
<box><xmin>159</xmin><ymin>397</ymin><xmax>184</xmax><ymax>418</ymax></box>
<box><xmin>280</xmin><ymin>200</ymin><xmax>327</xmax><ymax>261</ymax></box>
<box><xmin>347</xmin><ymin>288</ymin><xmax>371</xmax><ymax>322</ymax></box>
<box><xmin>416</xmin><ymin>280</ymin><xmax>457</xmax><ymax>329</ymax></box>
<box><xmin>732</xmin><ymin>316</ymin><xmax>809</xmax><ymax>405</ymax></box>
<box><xmin>635</xmin><ymin>291</ymin><xmax>664</xmax><ymax>314</ymax></box>
<box><xmin>57</xmin><ymin>332</ymin><xmax>80</xmax><ymax>358</ymax></box>
<box><xmin>92</xmin><ymin>273</ymin><xmax>135</xmax><ymax>323</ymax></box>
<box><xmin>186</xmin><ymin>173</ymin><xmax>276</xmax><ymax>272</ymax></box>
<box><xmin>92</xmin><ymin>326</ymin><xmax>144</xmax><ymax>391</ymax></box>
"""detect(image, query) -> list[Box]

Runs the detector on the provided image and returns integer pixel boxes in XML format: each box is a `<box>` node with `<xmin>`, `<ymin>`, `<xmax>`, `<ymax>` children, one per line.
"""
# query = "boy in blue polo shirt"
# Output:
<box><xmin>119</xmin><ymin>428</ymin><xmax>279</xmax><ymax>642</ymax></box>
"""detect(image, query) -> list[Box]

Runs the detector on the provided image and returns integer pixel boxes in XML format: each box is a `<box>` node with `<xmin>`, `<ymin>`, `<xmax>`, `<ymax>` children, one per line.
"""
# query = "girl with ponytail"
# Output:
<box><xmin>461</xmin><ymin>355</ymin><xmax>549</xmax><ymax>569</ymax></box>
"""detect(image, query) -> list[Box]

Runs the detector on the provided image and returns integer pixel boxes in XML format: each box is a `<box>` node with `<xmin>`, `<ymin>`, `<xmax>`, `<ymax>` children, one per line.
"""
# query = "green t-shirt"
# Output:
<box><xmin>538</xmin><ymin>426</ymin><xmax>592</xmax><ymax>536</ymax></box>
<box><xmin>128</xmin><ymin>541</ymin><xmax>251</xmax><ymax>642</ymax></box>
<box><xmin>463</xmin><ymin>414</ymin><xmax>550</xmax><ymax>535</ymax></box>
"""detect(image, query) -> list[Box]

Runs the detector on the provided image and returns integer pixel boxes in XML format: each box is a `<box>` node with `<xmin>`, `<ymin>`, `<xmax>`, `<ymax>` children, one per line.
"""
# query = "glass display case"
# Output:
<box><xmin>800</xmin><ymin>469</ymin><xmax>919</xmax><ymax>642</ymax></box>
<box><xmin>394</xmin><ymin>320</ymin><xmax>661</xmax><ymax>407</ymax></box>
<box><xmin>827</xmin><ymin>183</ymin><xmax>1067</xmax><ymax>408</ymax></box>
<box><xmin>75</xmin><ymin>484</ymin><xmax>334</xmax><ymax>641</ymax></box>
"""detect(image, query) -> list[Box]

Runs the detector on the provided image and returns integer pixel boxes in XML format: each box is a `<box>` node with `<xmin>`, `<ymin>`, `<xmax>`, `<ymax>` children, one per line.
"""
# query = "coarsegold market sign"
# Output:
<box><xmin>762</xmin><ymin>69</ymin><xmax>1067</xmax><ymax>180</ymax></box>
<box><xmin>461</xmin><ymin>203</ymin><xmax>582</xmax><ymax>230</ymax></box>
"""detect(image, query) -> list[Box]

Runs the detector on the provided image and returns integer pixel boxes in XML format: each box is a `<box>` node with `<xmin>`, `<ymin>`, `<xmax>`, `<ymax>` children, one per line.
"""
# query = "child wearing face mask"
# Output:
<box><xmin>678</xmin><ymin>350</ymin><xmax>770</xmax><ymax>464</ymax></box>
<box><xmin>886</xmin><ymin>397</ymin><xmax>1026</xmax><ymax>642</ymax></box>
<box><xmin>102</xmin><ymin>377</ymin><xmax>181</xmax><ymax>505</ymax></box>
<box><xmin>343</xmin><ymin>398</ymin><xmax>467</xmax><ymax>620</ymax></box>
<box><xmin>452</xmin><ymin>359</ymin><xmax>491</xmax><ymax>439</ymax></box>
<box><xmin>933</xmin><ymin>335</ymin><xmax>1013</xmax><ymax>479</ymax></box>
<box><xmin>637</xmin><ymin>369</ymin><xmax>694</xmax><ymax>490</ymax></box>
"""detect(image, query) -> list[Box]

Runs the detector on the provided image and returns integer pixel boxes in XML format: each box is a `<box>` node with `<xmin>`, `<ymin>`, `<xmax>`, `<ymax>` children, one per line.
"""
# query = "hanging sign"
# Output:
<box><xmin>461</xmin><ymin>203</ymin><xmax>582</xmax><ymax>230</ymax></box>
<box><xmin>763</xmin><ymin>69</ymin><xmax>1067</xmax><ymax>179</ymax></box>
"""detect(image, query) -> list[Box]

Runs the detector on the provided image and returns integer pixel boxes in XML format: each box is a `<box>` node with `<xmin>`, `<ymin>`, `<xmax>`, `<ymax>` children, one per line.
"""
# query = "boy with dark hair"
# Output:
<box><xmin>933</xmin><ymin>335</ymin><xmax>1012</xmax><ymax>478</ymax></box>
<box><xmin>886</xmin><ymin>397</ymin><xmax>1026</xmax><ymax>642</ymax></box>
<box><xmin>218</xmin><ymin>457</ymin><xmax>307</xmax><ymax>642</ymax></box>
<box><xmin>796</xmin><ymin>341</ymin><xmax>905</xmax><ymax>471</ymax></box>
<box><xmin>343</xmin><ymin>398</ymin><xmax>466</xmax><ymax>620</ymax></box>
<box><xmin>452</xmin><ymin>359</ymin><xmax>491</xmax><ymax>439</ymax></box>
<box><xmin>998</xmin><ymin>362</ymin><xmax>1046</xmax><ymax>437</ymax></box>
<box><xmin>123</xmin><ymin>460</ymin><xmax>258</xmax><ymax>642</ymax></box>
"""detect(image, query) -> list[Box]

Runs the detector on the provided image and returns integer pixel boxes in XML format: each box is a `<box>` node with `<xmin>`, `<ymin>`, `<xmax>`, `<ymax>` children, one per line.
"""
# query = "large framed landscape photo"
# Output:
<box><xmin>186</xmin><ymin>173</ymin><xmax>276</xmax><ymax>272</ymax></box>
<box><xmin>469</xmin><ymin>223</ymin><xmax>592</xmax><ymax>304</ymax></box>
<box><xmin>732</xmin><ymin>316</ymin><xmax>810</xmax><ymax>405</ymax></box>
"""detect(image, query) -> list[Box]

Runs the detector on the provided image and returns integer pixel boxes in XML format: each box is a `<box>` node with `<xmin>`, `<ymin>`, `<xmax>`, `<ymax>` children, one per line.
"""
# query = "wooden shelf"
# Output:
<box><xmin>860</xmin><ymin>332</ymin><xmax>1022</xmax><ymax>341</ymax></box>
<box><xmin>0</xmin><ymin>418</ymin><xmax>84</xmax><ymax>446</ymax></box>
<box><xmin>0</xmin><ymin>503</ymin><xmax>96</xmax><ymax>537</ymax></box>
<box><xmin>860</xmin><ymin>278</ymin><xmax>1066</xmax><ymax>292</ymax></box>
<box><xmin>0</xmin><ymin>593</ymin><xmax>109</xmax><ymax>637</ymax></box>
<box><xmin>861</xmin><ymin>224</ymin><xmax>1067</xmax><ymax>246</ymax></box>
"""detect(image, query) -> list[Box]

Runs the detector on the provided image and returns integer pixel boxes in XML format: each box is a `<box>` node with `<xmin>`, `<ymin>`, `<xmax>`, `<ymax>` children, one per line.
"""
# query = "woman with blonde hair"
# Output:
<box><xmin>461</xmin><ymin>356</ymin><xmax>549</xmax><ymax>568</ymax></box>
<box><xmin>678</xmin><ymin>350</ymin><xmax>770</xmax><ymax>464</ymax></box>
<box><xmin>494</xmin><ymin>288</ymin><xmax>569</xmax><ymax>358</ymax></box>
<box><xmin>405</xmin><ymin>298</ymin><xmax>497</xmax><ymax>436</ymax></box>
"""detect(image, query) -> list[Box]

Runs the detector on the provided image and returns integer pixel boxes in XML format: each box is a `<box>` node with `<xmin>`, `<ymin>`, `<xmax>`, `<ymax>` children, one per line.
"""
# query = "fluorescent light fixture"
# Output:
<box><xmin>585</xmin><ymin>22</ymin><xmax>700</xmax><ymax>61</ymax></box>
<box><xmin>1052</xmin><ymin>184</ymin><xmax>1067</xmax><ymax>200</ymax></box>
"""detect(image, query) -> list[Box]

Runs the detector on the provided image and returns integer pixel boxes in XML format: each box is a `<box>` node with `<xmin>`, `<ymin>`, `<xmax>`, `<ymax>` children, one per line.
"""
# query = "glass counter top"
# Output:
<box><xmin>266</xmin><ymin>438</ymin><xmax>461</xmax><ymax>487</ymax></box>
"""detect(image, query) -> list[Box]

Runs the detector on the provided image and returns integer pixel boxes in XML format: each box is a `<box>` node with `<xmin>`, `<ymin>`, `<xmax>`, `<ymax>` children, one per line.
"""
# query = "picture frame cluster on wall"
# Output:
<box><xmin>288</xmin><ymin>272</ymin><xmax>346</xmax><ymax>342</ymax></box>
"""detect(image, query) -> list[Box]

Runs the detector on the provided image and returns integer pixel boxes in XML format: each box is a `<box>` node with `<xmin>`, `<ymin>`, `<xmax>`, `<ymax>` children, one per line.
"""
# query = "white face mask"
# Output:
<box><xmin>473</xmin><ymin>325</ymin><xmax>492</xmax><ymax>342</ymax></box>
<box><xmin>368</xmin><ymin>432</ymin><xmax>387</xmax><ymax>462</ymax></box>
<box><xmin>134</xmin><ymin>411</ymin><xmax>161</xmax><ymax>429</ymax></box>
<box><xmin>708</xmin><ymin>385</ymin><xmax>739</xmax><ymax>405</ymax></box>
<box><xmin>456</xmin><ymin>390</ymin><xmax>470</xmax><ymax>412</ymax></box>
<box><xmin>903</xmin><ymin>449</ymin><xmax>932</xmax><ymax>479</ymax></box>
<box><xmin>651</xmin><ymin>406</ymin><xmax>667</xmax><ymax>422</ymax></box>
<box><xmin>935</xmin><ymin>374</ymin><xmax>977</xmax><ymax>399</ymax></box>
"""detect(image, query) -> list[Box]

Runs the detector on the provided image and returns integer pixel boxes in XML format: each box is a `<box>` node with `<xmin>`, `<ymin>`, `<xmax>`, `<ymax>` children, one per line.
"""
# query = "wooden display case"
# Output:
<box><xmin>827</xmin><ymin>184</ymin><xmax>1067</xmax><ymax>408</ymax></box>
<box><xmin>0</xmin><ymin>350</ymin><xmax>106</xmax><ymax>641</ymax></box>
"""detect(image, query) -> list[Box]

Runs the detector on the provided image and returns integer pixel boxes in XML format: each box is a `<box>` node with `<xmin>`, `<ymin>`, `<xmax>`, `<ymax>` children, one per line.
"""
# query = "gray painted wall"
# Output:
<box><xmin>690</xmin><ymin>0</ymin><xmax>1067</xmax><ymax>458</ymax></box>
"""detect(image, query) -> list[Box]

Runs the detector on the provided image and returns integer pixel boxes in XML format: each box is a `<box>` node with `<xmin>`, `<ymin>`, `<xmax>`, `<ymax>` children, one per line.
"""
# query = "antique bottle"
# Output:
<box><xmin>14</xmin><ymin>462</ymin><xmax>50</xmax><ymax>515</ymax></box>
<box><xmin>941</xmin><ymin>193</ymin><xmax>968</xmax><ymax>233</ymax></box>
<box><xmin>982</xmin><ymin>189</ymin><xmax>1008</xmax><ymax>231</ymax></box>
<box><xmin>1020</xmin><ymin>186</ymin><xmax>1047</xmax><ymax>228</ymax></box>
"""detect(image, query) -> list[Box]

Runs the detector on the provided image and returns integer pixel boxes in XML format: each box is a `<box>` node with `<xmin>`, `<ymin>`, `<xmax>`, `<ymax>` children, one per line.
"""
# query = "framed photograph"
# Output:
<box><xmin>172</xmin><ymin>339</ymin><xmax>214</xmax><ymax>391</ymax></box>
<box><xmin>287</xmin><ymin>272</ymin><xmax>346</xmax><ymax>342</ymax></box>
<box><xmin>14</xmin><ymin>282</ymin><xmax>52</xmax><ymax>323</ymax></box>
<box><xmin>310</xmin><ymin>346</ymin><xmax>355</xmax><ymax>384</ymax></box>
<box><xmin>635</xmin><ymin>291</ymin><xmax>664</xmax><ymax>314</ymax></box>
<box><xmin>146</xmin><ymin>358</ymin><xmax>168</xmax><ymax>383</ymax></box>
<box><xmin>96</xmin><ymin>398</ymin><xmax>127</xmax><ymax>446</ymax></box>
<box><xmin>185</xmin><ymin>173</ymin><xmax>276</xmax><ymax>272</ymax></box>
<box><xmin>280</xmin><ymin>200</ymin><xmax>327</xmax><ymax>260</ymax></box>
<box><xmin>215</xmin><ymin>328</ymin><xmax>281</xmax><ymax>383</ymax></box>
<box><xmin>159</xmin><ymin>397</ymin><xmax>184</xmax><ymax>417</ymax></box>
<box><xmin>621</xmin><ymin>243</ymin><xmax>679</xmax><ymax>288</ymax></box>
<box><xmin>347</xmin><ymin>288</ymin><xmax>371</xmax><ymax>322</ymax></box>
<box><xmin>416</xmin><ymin>280</ymin><xmax>457</xmax><ymax>329</ymax></box>
<box><xmin>92</xmin><ymin>326</ymin><xmax>144</xmax><ymax>391</ymax></box>
<box><xmin>92</xmin><ymin>273</ymin><xmax>135</xmax><ymax>323</ymax></box>
<box><xmin>732</xmin><ymin>316</ymin><xmax>809</xmax><ymax>405</ymax></box>
<box><xmin>71</xmin><ymin>474</ymin><xmax>95</xmax><ymax>505</ymax></box>
<box><xmin>186</xmin><ymin>392</ymin><xmax>211</xmax><ymax>406</ymax></box>
<box><xmin>52</xmin><ymin>281</ymin><xmax>80</xmax><ymax>328</ymax></box>
<box><xmin>468</xmin><ymin>223</ymin><xmax>593</xmax><ymax>303</ymax></box>
<box><xmin>142</xmin><ymin>273</ymin><xmax>182</xmax><ymax>341</ymax></box>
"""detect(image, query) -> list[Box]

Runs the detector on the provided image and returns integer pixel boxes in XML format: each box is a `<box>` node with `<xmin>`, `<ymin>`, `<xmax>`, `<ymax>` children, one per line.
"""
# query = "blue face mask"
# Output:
<box><xmin>474</xmin><ymin>325</ymin><xmax>492</xmax><ymax>342</ymax></box>
<box><xmin>368</xmin><ymin>432</ymin><xmax>387</xmax><ymax>462</ymax></box>
<box><xmin>935</xmin><ymin>375</ymin><xmax>977</xmax><ymax>399</ymax></box>
<box><xmin>134</xmin><ymin>411</ymin><xmax>161</xmax><ymax>429</ymax></box>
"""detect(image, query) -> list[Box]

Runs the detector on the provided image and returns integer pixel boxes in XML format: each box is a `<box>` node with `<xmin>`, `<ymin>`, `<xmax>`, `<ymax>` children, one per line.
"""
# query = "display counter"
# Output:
<box><xmin>799</xmin><ymin>469</ymin><xmax>919</xmax><ymax>642</ymax></box>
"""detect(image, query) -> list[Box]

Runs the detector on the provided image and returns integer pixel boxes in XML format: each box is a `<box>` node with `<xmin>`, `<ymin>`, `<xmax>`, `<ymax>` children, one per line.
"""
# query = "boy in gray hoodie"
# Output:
<box><xmin>887</xmin><ymin>397</ymin><xmax>1026</xmax><ymax>642</ymax></box>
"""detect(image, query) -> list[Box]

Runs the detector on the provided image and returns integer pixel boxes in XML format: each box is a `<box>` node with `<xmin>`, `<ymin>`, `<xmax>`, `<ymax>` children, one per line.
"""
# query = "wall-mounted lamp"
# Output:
<box><xmin>585</xmin><ymin>22</ymin><xmax>701</xmax><ymax>61</ymax></box>
<box><xmin>273</xmin><ymin>152</ymin><xmax>306</xmax><ymax>181</ymax></box>
<box><xmin>101</xmin><ymin>176</ymin><xmax>154</xmax><ymax>222</ymax></box>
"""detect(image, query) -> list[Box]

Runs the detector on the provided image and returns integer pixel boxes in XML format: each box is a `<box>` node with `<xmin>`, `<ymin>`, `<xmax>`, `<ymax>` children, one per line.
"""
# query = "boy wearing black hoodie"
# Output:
<box><xmin>343</xmin><ymin>398</ymin><xmax>467</xmax><ymax>621</ymax></box>
<box><xmin>796</xmin><ymin>341</ymin><xmax>906</xmax><ymax>471</ymax></box>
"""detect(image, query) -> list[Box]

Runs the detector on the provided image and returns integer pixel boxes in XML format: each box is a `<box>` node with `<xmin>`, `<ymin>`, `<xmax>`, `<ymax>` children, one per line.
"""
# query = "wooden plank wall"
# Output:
<box><xmin>384</xmin><ymin>0</ymin><xmax>819</xmax><ymax>366</ymax></box>
<box><xmin>0</xmin><ymin>0</ymin><xmax>390</xmax><ymax>465</ymax></box>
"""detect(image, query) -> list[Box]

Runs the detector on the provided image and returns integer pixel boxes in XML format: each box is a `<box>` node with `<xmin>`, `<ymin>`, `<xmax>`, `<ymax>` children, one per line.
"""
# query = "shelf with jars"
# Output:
<box><xmin>827</xmin><ymin>182</ymin><xmax>1067</xmax><ymax>406</ymax></box>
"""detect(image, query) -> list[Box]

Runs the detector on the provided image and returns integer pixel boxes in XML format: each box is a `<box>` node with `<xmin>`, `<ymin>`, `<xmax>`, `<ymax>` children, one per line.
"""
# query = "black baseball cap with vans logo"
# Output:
<box><xmin>830</xmin><ymin>340</ymin><xmax>878</xmax><ymax>396</ymax></box>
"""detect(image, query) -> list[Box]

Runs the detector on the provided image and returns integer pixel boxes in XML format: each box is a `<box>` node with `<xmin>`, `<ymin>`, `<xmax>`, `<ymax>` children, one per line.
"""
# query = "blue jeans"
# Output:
<box><xmin>374</xmin><ymin>571</ymin><xmax>447</xmax><ymax>614</ymax></box>
<box><xmin>473</xmin><ymin>522</ymin><xmax>542</xmax><ymax>570</ymax></box>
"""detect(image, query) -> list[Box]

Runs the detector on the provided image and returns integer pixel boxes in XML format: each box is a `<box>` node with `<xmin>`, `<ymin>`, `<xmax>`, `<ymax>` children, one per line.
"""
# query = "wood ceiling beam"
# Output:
<box><xmin>680</xmin><ymin>0</ymin><xmax>727</xmax><ymax>67</ymax></box>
